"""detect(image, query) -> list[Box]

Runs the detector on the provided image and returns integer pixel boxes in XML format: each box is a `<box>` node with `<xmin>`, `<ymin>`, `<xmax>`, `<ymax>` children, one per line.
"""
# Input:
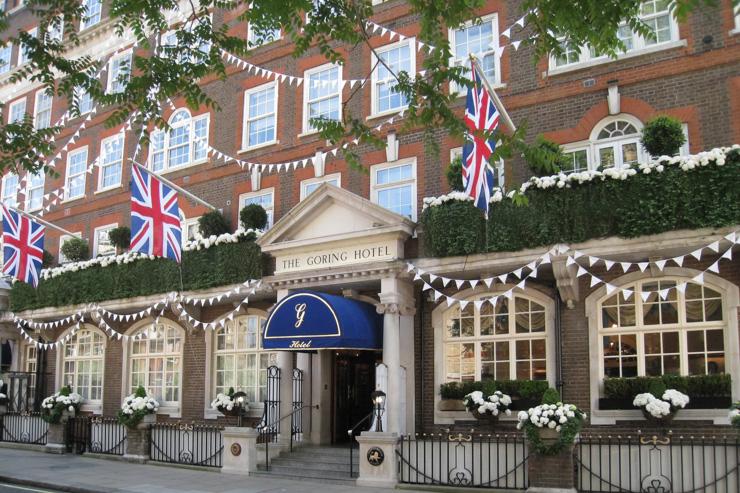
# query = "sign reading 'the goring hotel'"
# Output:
<box><xmin>275</xmin><ymin>239</ymin><xmax>398</xmax><ymax>273</ymax></box>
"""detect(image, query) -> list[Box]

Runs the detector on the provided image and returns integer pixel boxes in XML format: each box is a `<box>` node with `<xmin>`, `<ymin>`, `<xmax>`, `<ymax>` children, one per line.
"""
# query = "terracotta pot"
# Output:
<box><xmin>472</xmin><ymin>410</ymin><xmax>500</xmax><ymax>425</ymax></box>
<box><xmin>641</xmin><ymin>408</ymin><xmax>677</xmax><ymax>425</ymax></box>
<box><xmin>438</xmin><ymin>399</ymin><xmax>466</xmax><ymax>412</ymax></box>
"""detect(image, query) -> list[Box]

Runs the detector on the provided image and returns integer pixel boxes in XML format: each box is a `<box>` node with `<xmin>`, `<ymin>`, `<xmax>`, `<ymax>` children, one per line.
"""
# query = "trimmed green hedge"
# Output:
<box><xmin>603</xmin><ymin>374</ymin><xmax>732</xmax><ymax>400</ymax></box>
<box><xmin>10</xmin><ymin>238</ymin><xmax>263</xmax><ymax>311</ymax></box>
<box><xmin>440</xmin><ymin>379</ymin><xmax>549</xmax><ymax>401</ymax></box>
<box><xmin>421</xmin><ymin>150</ymin><xmax>740</xmax><ymax>256</ymax></box>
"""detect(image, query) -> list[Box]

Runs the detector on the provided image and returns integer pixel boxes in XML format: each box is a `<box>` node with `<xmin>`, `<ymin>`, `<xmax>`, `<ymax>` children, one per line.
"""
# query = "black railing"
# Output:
<box><xmin>291</xmin><ymin>368</ymin><xmax>303</xmax><ymax>442</ymax></box>
<box><xmin>65</xmin><ymin>416</ymin><xmax>126</xmax><ymax>455</ymax></box>
<box><xmin>0</xmin><ymin>411</ymin><xmax>48</xmax><ymax>445</ymax></box>
<box><xmin>397</xmin><ymin>431</ymin><xmax>529</xmax><ymax>489</ymax></box>
<box><xmin>256</xmin><ymin>404</ymin><xmax>317</xmax><ymax>470</ymax></box>
<box><xmin>347</xmin><ymin>411</ymin><xmax>375</xmax><ymax>478</ymax></box>
<box><xmin>576</xmin><ymin>432</ymin><xmax>740</xmax><ymax>493</ymax></box>
<box><xmin>150</xmin><ymin>422</ymin><xmax>224</xmax><ymax>468</ymax></box>
<box><xmin>258</xmin><ymin>365</ymin><xmax>281</xmax><ymax>444</ymax></box>
<box><xmin>3</xmin><ymin>372</ymin><xmax>51</xmax><ymax>412</ymax></box>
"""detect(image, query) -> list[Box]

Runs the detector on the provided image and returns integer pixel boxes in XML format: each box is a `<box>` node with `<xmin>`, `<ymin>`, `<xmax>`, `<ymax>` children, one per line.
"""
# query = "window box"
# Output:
<box><xmin>598</xmin><ymin>396</ymin><xmax>732</xmax><ymax>410</ymax></box>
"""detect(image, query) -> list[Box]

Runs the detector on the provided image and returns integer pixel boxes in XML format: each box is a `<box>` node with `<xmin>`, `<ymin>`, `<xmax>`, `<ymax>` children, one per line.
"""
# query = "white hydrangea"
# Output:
<box><xmin>40</xmin><ymin>228</ymin><xmax>263</xmax><ymax>280</ymax></box>
<box><xmin>516</xmin><ymin>402</ymin><xmax>586</xmax><ymax>431</ymax></box>
<box><xmin>463</xmin><ymin>390</ymin><xmax>513</xmax><ymax>417</ymax></box>
<box><xmin>422</xmin><ymin>146</ymin><xmax>738</xmax><ymax>212</ymax></box>
<box><xmin>41</xmin><ymin>390</ymin><xmax>83</xmax><ymax>411</ymax></box>
<box><xmin>633</xmin><ymin>389</ymin><xmax>689</xmax><ymax>418</ymax></box>
<box><xmin>120</xmin><ymin>392</ymin><xmax>159</xmax><ymax>416</ymax></box>
<box><xmin>662</xmin><ymin>389</ymin><xmax>690</xmax><ymax>408</ymax></box>
<box><xmin>211</xmin><ymin>392</ymin><xmax>247</xmax><ymax>412</ymax></box>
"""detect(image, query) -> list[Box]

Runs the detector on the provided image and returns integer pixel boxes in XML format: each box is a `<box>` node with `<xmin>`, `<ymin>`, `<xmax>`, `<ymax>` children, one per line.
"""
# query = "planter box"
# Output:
<box><xmin>510</xmin><ymin>398</ymin><xmax>539</xmax><ymax>411</ymax></box>
<box><xmin>599</xmin><ymin>396</ymin><xmax>732</xmax><ymax>410</ymax></box>
<box><xmin>438</xmin><ymin>399</ymin><xmax>466</xmax><ymax>412</ymax></box>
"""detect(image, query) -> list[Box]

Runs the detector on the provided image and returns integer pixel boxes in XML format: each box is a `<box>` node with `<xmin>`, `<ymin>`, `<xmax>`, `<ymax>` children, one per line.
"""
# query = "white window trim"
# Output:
<box><xmin>203</xmin><ymin>310</ymin><xmax>271</xmax><ymax>419</ymax></box>
<box><xmin>241</xmin><ymin>81</ymin><xmax>279</xmax><ymax>152</ymax></box>
<box><xmin>1</xmin><ymin>173</ymin><xmax>19</xmax><ymax>207</ymax></box>
<box><xmin>447</xmin><ymin>13</ymin><xmax>503</xmax><ymax>96</ymax></box>
<box><xmin>121</xmin><ymin>319</ymin><xmax>185</xmax><ymax>418</ymax></box>
<box><xmin>450</xmin><ymin>146</ymin><xmax>505</xmax><ymax>189</ymax></box>
<box><xmin>92</xmin><ymin>223</ymin><xmax>117</xmax><ymax>258</ymax></box>
<box><xmin>19</xmin><ymin>27</ymin><xmax>37</xmax><ymax>66</ymax></box>
<box><xmin>0</xmin><ymin>44</ymin><xmax>12</xmax><ymax>74</ymax></box>
<box><xmin>80</xmin><ymin>0</ymin><xmax>102</xmax><ymax>31</ymax></box>
<box><xmin>97</xmin><ymin>133</ymin><xmax>125</xmax><ymax>192</ymax></box>
<box><xmin>74</xmin><ymin>87</ymin><xmax>94</xmax><ymax>116</ymax></box>
<box><xmin>8</xmin><ymin>98</ymin><xmax>26</xmax><ymax>124</ymax></box>
<box><xmin>300</xmin><ymin>172</ymin><xmax>341</xmax><ymax>200</ymax></box>
<box><xmin>58</xmin><ymin>233</ymin><xmax>81</xmax><ymax>264</ymax></box>
<box><xmin>370</xmin><ymin>158</ymin><xmax>418</xmax><ymax>221</ymax></box>
<box><xmin>301</xmin><ymin>62</ymin><xmax>343</xmax><ymax>135</ymax></box>
<box><xmin>585</xmin><ymin>269</ymin><xmax>740</xmax><ymax>425</ymax></box>
<box><xmin>246</xmin><ymin>23</ymin><xmax>282</xmax><ymax>48</ymax></box>
<box><xmin>54</xmin><ymin>324</ymin><xmax>106</xmax><ymax>414</ymax></box>
<box><xmin>181</xmin><ymin>216</ymin><xmax>201</xmax><ymax>243</ymax></box>
<box><xmin>370</xmin><ymin>37</ymin><xmax>416</xmax><ymax>118</ymax></box>
<box><xmin>106</xmin><ymin>49</ymin><xmax>132</xmax><ymax>94</ymax></box>
<box><xmin>732</xmin><ymin>5</ymin><xmax>740</xmax><ymax>35</ymax></box>
<box><xmin>64</xmin><ymin>146</ymin><xmax>88</xmax><ymax>202</ymax></box>
<box><xmin>432</xmin><ymin>287</ymin><xmax>557</xmax><ymax>425</ymax></box>
<box><xmin>239</xmin><ymin>188</ymin><xmax>275</xmax><ymax>228</ymax></box>
<box><xmin>25</xmin><ymin>172</ymin><xmax>45</xmax><ymax>212</ymax></box>
<box><xmin>149</xmin><ymin>110</ymin><xmax>210</xmax><ymax>174</ymax></box>
<box><xmin>33</xmin><ymin>89</ymin><xmax>52</xmax><ymax>130</ymax></box>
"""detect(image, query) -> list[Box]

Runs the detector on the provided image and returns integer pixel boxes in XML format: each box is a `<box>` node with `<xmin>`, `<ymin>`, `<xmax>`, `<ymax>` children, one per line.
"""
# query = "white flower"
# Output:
<box><xmin>517</xmin><ymin>411</ymin><xmax>528</xmax><ymax>421</ymax></box>
<box><xmin>548</xmin><ymin>421</ymin><xmax>556</xmax><ymax>429</ymax></box>
<box><xmin>662</xmin><ymin>389</ymin><xmax>690</xmax><ymax>408</ymax></box>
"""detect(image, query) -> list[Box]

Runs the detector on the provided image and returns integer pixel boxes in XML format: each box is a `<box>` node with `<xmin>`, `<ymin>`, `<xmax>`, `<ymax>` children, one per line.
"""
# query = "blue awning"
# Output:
<box><xmin>263</xmin><ymin>291</ymin><xmax>382</xmax><ymax>351</ymax></box>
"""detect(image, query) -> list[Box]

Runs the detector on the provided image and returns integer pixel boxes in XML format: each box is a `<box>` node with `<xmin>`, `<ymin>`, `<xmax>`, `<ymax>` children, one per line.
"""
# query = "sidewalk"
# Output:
<box><xmin>0</xmin><ymin>446</ymin><xmax>422</xmax><ymax>493</ymax></box>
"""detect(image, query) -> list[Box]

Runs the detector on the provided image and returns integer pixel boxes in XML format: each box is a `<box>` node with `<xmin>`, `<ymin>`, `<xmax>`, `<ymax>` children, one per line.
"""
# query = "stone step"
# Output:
<box><xmin>258</xmin><ymin>463</ymin><xmax>357</xmax><ymax>481</ymax></box>
<box><xmin>287</xmin><ymin>446</ymin><xmax>357</xmax><ymax>458</ymax></box>
<box><xmin>250</xmin><ymin>470</ymin><xmax>358</xmax><ymax>486</ymax></box>
<box><xmin>269</xmin><ymin>457</ymin><xmax>355</xmax><ymax>472</ymax></box>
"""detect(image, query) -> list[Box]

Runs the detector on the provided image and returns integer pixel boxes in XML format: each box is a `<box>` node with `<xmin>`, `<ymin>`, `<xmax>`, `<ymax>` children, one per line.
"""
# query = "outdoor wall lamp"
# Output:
<box><xmin>371</xmin><ymin>389</ymin><xmax>386</xmax><ymax>432</ymax></box>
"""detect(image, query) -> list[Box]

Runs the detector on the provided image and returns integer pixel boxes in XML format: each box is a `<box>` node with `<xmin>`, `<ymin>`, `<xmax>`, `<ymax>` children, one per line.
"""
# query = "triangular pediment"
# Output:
<box><xmin>257</xmin><ymin>183</ymin><xmax>415</xmax><ymax>254</ymax></box>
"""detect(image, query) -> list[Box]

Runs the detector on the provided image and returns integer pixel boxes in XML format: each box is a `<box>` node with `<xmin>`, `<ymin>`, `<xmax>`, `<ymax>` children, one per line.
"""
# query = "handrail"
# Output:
<box><xmin>347</xmin><ymin>411</ymin><xmax>375</xmax><ymax>478</ymax></box>
<box><xmin>256</xmin><ymin>404</ymin><xmax>318</xmax><ymax>470</ymax></box>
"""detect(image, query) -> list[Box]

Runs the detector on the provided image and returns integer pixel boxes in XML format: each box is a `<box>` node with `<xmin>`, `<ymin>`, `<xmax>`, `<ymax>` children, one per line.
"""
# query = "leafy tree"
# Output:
<box><xmin>0</xmin><ymin>0</ymin><xmax>724</xmax><ymax>179</ymax></box>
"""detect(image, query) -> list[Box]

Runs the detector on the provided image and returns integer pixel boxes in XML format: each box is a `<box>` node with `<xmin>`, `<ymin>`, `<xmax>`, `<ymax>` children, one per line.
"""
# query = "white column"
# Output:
<box><xmin>310</xmin><ymin>350</ymin><xmax>332</xmax><ymax>444</ymax></box>
<box><xmin>276</xmin><ymin>289</ymin><xmax>294</xmax><ymax>443</ymax></box>
<box><xmin>296</xmin><ymin>352</ymin><xmax>311</xmax><ymax>439</ymax></box>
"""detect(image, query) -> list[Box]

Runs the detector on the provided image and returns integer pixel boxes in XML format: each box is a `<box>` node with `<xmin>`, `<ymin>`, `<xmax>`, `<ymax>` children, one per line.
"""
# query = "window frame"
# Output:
<box><xmin>370</xmin><ymin>37</ymin><xmax>416</xmax><ymax>117</ymax></box>
<box><xmin>0</xmin><ymin>44</ymin><xmax>11</xmax><ymax>74</ymax></box>
<box><xmin>450</xmin><ymin>146</ymin><xmax>505</xmax><ymax>189</ymax></box>
<box><xmin>64</xmin><ymin>146</ymin><xmax>88</xmax><ymax>201</ymax></box>
<box><xmin>239</xmin><ymin>188</ymin><xmax>275</xmax><ymax>228</ymax></box>
<box><xmin>370</xmin><ymin>158</ymin><xmax>418</xmax><ymax>220</ymax></box>
<box><xmin>80</xmin><ymin>0</ymin><xmax>102</xmax><ymax>31</ymax></box>
<box><xmin>33</xmin><ymin>89</ymin><xmax>53</xmax><ymax>130</ymax></box>
<box><xmin>25</xmin><ymin>171</ymin><xmax>45</xmax><ymax>212</ymax></box>
<box><xmin>149</xmin><ymin>109</ymin><xmax>210</xmax><ymax>173</ymax></box>
<box><xmin>246</xmin><ymin>23</ymin><xmax>281</xmax><ymax>48</ymax></box>
<box><xmin>58</xmin><ymin>233</ymin><xmax>81</xmax><ymax>264</ymax></box>
<box><xmin>92</xmin><ymin>223</ymin><xmax>117</xmax><ymax>258</ymax></box>
<box><xmin>19</xmin><ymin>27</ymin><xmax>37</xmax><ymax>66</ymax></box>
<box><xmin>8</xmin><ymin>98</ymin><xmax>26</xmax><ymax>124</ymax></box>
<box><xmin>181</xmin><ymin>216</ymin><xmax>201</xmax><ymax>244</ymax></box>
<box><xmin>447</xmin><ymin>13</ymin><xmax>502</xmax><ymax>95</ymax></box>
<box><xmin>241</xmin><ymin>82</ymin><xmax>279</xmax><ymax>151</ymax></box>
<box><xmin>57</xmin><ymin>325</ymin><xmax>106</xmax><ymax>411</ymax></box>
<box><xmin>302</xmin><ymin>62</ymin><xmax>343</xmax><ymax>134</ymax></box>
<box><xmin>97</xmin><ymin>133</ymin><xmax>125</xmax><ymax>191</ymax></box>
<box><xmin>106</xmin><ymin>50</ymin><xmax>132</xmax><ymax>94</ymax></box>
<box><xmin>1</xmin><ymin>173</ymin><xmax>19</xmax><ymax>206</ymax></box>
<box><xmin>300</xmin><ymin>172</ymin><xmax>341</xmax><ymax>200</ymax></box>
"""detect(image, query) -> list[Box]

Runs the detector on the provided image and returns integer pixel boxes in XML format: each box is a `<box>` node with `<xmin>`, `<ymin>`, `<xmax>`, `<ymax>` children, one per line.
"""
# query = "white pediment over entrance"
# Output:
<box><xmin>257</xmin><ymin>184</ymin><xmax>415</xmax><ymax>274</ymax></box>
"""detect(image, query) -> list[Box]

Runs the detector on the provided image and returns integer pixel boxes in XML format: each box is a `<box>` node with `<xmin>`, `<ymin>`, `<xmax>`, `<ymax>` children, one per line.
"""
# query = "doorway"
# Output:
<box><xmin>332</xmin><ymin>351</ymin><xmax>379</xmax><ymax>443</ymax></box>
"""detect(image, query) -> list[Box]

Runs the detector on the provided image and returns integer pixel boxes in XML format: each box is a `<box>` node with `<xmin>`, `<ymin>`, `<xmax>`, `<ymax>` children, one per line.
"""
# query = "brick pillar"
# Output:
<box><xmin>123</xmin><ymin>414</ymin><xmax>155</xmax><ymax>463</ymax></box>
<box><xmin>45</xmin><ymin>410</ymin><xmax>74</xmax><ymax>454</ymax></box>
<box><xmin>527</xmin><ymin>435</ymin><xmax>576</xmax><ymax>493</ymax></box>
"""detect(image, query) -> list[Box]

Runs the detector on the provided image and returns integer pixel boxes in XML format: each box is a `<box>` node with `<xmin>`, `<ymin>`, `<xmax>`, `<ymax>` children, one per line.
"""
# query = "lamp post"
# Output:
<box><xmin>371</xmin><ymin>390</ymin><xmax>386</xmax><ymax>433</ymax></box>
<box><xmin>233</xmin><ymin>391</ymin><xmax>247</xmax><ymax>427</ymax></box>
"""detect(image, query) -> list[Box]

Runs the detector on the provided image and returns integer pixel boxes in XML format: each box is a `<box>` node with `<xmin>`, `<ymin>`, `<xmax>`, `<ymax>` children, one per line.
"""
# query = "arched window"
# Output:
<box><xmin>129</xmin><ymin>321</ymin><xmax>184</xmax><ymax>406</ymax></box>
<box><xmin>150</xmin><ymin>109</ymin><xmax>209</xmax><ymax>172</ymax></box>
<box><xmin>62</xmin><ymin>327</ymin><xmax>105</xmax><ymax>403</ymax></box>
<box><xmin>593</xmin><ymin>118</ymin><xmax>642</xmax><ymax>170</ymax></box>
<box><xmin>599</xmin><ymin>277</ymin><xmax>726</xmax><ymax>378</ymax></box>
<box><xmin>443</xmin><ymin>293</ymin><xmax>550</xmax><ymax>382</ymax></box>
<box><xmin>213</xmin><ymin>314</ymin><xmax>276</xmax><ymax>404</ymax></box>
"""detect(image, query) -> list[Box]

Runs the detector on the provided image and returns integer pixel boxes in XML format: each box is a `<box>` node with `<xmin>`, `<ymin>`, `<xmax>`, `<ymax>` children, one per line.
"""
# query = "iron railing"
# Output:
<box><xmin>2</xmin><ymin>372</ymin><xmax>51</xmax><ymax>412</ymax></box>
<box><xmin>347</xmin><ymin>411</ymin><xmax>375</xmax><ymax>478</ymax></box>
<box><xmin>576</xmin><ymin>432</ymin><xmax>740</xmax><ymax>493</ymax></box>
<box><xmin>65</xmin><ymin>416</ymin><xmax>126</xmax><ymax>455</ymax></box>
<box><xmin>256</xmin><ymin>404</ymin><xmax>317</xmax><ymax>470</ymax></box>
<box><xmin>259</xmin><ymin>365</ymin><xmax>281</xmax><ymax>444</ymax></box>
<box><xmin>0</xmin><ymin>411</ymin><xmax>48</xmax><ymax>445</ymax></box>
<box><xmin>397</xmin><ymin>431</ymin><xmax>529</xmax><ymax>489</ymax></box>
<box><xmin>291</xmin><ymin>368</ymin><xmax>303</xmax><ymax>442</ymax></box>
<box><xmin>149</xmin><ymin>422</ymin><xmax>224</xmax><ymax>468</ymax></box>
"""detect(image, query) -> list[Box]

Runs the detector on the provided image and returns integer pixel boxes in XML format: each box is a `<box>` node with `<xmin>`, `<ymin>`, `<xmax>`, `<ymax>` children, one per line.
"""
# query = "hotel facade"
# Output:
<box><xmin>0</xmin><ymin>0</ymin><xmax>739</xmax><ymax>487</ymax></box>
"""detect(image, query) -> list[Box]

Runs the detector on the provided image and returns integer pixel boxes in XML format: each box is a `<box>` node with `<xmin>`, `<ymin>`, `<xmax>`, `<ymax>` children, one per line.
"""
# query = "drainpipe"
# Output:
<box><xmin>555</xmin><ymin>296</ymin><xmax>564</xmax><ymax>396</ymax></box>
<box><xmin>418</xmin><ymin>286</ymin><xmax>424</xmax><ymax>432</ymax></box>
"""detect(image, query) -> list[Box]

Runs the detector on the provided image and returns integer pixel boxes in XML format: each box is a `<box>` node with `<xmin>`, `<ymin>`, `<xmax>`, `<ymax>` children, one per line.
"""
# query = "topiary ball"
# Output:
<box><xmin>60</xmin><ymin>237</ymin><xmax>90</xmax><ymax>262</ymax></box>
<box><xmin>198</xmin><ymin>211</ymin><xmax>230</xmax><ymax>237</ymax></box>
<box><xmin>640</xmin><ymin>115</ymin><xmax>686</xmax><ymax>158</ymax></box>
<box><xmin>240</xmin><ymin>204</ymin><xmax>268</xmax><ymax>230</ymax></box>
<box><xmin>541</xmin><ymin>387</ymin><xmax>561</xmax><ymax>405</ymax></box>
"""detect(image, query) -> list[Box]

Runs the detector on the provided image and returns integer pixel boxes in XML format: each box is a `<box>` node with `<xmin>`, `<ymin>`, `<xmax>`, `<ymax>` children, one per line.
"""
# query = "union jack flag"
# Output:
<box><xmin>1</xmin><ymin>205</ymin><xmax>45</xmax><ymax>288</ymax></box>
<box><xmin>462</xmin><ymin>60</ymin><xmax>500</xmax><ymax>217</ymax></box>
<box><xmin>130</xmin><ymin>165</ymin><xmax>182</xmax><ymax>263</ymax></box>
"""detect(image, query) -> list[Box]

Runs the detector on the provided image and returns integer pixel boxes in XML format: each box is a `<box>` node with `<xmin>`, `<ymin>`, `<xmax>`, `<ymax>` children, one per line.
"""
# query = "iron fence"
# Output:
<box><xmin>397</xmin><ymin>431</ymin><xmax>529</xmax><ymax>489</ymax></box>
<box><xmin>0</xmin><ymin>411</ymin><xmax>48</xmax><ymax>445</ymax></box>
<box><xmin>2</xmin><ymin>372</ymin><xmax>51</xmax><ymax>412</ymax></box>
<box><xmin>149</xmin><ymin>422</ymin><xmax>224</xmax><ymax>468</ymax></box>
<box><xmin>576</xmin><ymin>433</ymin><xmax>740</xmax><ymax>493</ymax></box>
<box><xmin>257</xmin><ymin>365</ymin><xmax>281</xmax><ymax>444</ymax></box>
<box><xmin>65</xmin><ymin>416</ymin><xmax>126</xmax><ymax>455</ymax></box>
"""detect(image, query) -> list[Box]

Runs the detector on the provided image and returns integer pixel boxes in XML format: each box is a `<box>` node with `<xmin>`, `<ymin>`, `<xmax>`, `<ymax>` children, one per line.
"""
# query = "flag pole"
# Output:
<box><xmin>5</xmin><ymin>205</ymin><xmax>82</xmax><ymax>238</ymax></box>
<box><xmin>469</xmin><ymin>54</ymin><xmax>517</xmax><ymax>133</ymax></box>
<box><xmin>130</xmin><ymin>160</ymin><xmax>219</xmax><ymax>212</ymax></box>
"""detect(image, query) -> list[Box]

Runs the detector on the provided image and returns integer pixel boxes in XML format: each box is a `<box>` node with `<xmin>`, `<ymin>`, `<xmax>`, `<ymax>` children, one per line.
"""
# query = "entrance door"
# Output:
<box><xmin>333</xmin><ymin>351</ymin><xmax>378</xmax><ymax>443</ymax></box>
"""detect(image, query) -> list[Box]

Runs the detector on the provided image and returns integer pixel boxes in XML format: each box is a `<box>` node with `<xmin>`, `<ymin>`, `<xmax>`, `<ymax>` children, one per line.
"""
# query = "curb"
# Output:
<box><xmin>0</xmin><ymin>475</ymin><xmax>106</xmax><ymax>493</ymax></box>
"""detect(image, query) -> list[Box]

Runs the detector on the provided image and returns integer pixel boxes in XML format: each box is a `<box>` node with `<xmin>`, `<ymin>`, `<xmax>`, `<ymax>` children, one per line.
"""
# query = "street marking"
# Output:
<box><xmin>0</xmin><ymin>484</ymin><xmax>57</xmax><ymax>493</ymax></box>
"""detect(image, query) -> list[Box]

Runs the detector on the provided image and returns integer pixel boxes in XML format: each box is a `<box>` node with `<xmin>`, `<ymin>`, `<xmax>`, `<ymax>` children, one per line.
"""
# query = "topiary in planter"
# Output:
<box><xmin>107</xmin><ymin>226</ymin><xmax>131</xmax><ymax>252</ymax></box>
<box><xmin>446</xmin><ymin>156</ymin><xmax>464</xmax><ymax>192</ymax></box>
<box><xmin>42</xmin><ymin>250</ymin><xmax>54</xmax><ymax>268</ymax></box>
<box><xmin>198</xmin><ymin>211</ymin><xmax>230</xmax><ymax>237</ymax></box>
<box><xmin>541</xmin><ymin>387</ymin><xmax>561</xmax><ymax>405</ymax></box>
<box><xmin>640</xmin><ymin>115</ymin><xmax>686</xmax><ymax>157</ymax></box>
<box><xmin>60</xmin><ymin>237</ymin><xmax>89</xmax><ymax>262</ymax></box>
<box><xmin>523</xmin><ymin>135</ymin><xmax>569</xmax><ymax>176</ymax></box>
<box><xmin>240</xmin><ymin>204</ymin><xmax>268</xmax><ymax>230</ymax></box>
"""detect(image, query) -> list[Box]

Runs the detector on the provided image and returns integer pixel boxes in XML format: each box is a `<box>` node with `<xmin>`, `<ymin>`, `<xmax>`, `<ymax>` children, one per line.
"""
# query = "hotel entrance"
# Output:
<box><xmin>332</xmin><ymin>350</ymin><xmax>380</xmax><ymax>443</ymax></box>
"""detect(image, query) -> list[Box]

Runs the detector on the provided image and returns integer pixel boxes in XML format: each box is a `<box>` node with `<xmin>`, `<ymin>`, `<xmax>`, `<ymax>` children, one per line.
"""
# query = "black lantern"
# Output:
<box><xmin>233</xmin><ymin>391</ymin><xmax>248</xmax><ymax>427</ymax></box>
<box><xmin>371</xmin><ymin>389</ymin><xmax>386</xmax><ymax>432</ymax></box>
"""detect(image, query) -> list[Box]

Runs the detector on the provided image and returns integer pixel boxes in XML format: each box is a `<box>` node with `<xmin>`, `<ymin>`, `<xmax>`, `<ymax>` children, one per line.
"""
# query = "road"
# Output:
<box><xmin>0</xmin><ymin>485</ymin><xmax>64</xmax><ymax>493</ymax></box>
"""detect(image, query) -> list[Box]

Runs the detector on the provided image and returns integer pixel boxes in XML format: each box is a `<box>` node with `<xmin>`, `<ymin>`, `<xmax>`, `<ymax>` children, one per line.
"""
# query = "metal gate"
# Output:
<box><xmin>65</xmin><ymin>416</ymin><xmax>127</xmax><ymax>455</ymax></box>
<box><xmin>3</xmin><ymin>371</ymin><xmax>49</xmax><ymax>412</ymax></box>
<box><xmin>258</xmin><ymin>365</ymin><xmax>281</xmax><ymax>443</ymax></box>
<box><xmin>291</xmin><ymin>368</ymin><xmax>303</xmax><ymax>442</ymax></box>
<box><xmin>397</xmin><ymin>432</ymin><xmax>529</xmax><ymax>489</ymax></box>
<box><xmin>576</xmin><ymin>433</ymin><xmax>740</xmax><ymax>493</ymax></box>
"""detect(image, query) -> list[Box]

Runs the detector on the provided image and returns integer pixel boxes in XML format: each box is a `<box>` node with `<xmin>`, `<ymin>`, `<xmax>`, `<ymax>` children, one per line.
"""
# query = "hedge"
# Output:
<box><xmin>421</xmin><ymin>150</ymin><xmax>740</xmax><ymax>257</ymax></box>
<box><xmin>440</xmin><ymin>379</ymin><xmax>549</xmax><ymax>401</ymax></box>
<box><xmin>603</xmin><ymin>374</ymin><xmax>732</xmax><ymax>400</ymax></box>
<box><xmin>10</xmin><ymin>239</ymin><xmax>263</xmax><ymax>311</ymax></box>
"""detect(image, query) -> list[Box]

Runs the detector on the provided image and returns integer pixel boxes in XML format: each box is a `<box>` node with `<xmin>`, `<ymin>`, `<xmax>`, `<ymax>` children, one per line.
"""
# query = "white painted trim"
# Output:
<box><xmin>148</xmin><ymin>109</ymin><xmax>210</xmax><ymax>173</ymax></box>
<box><xmin>97</xmin><ymin>133</ymin><xmax>125</xmax><ymax>191</ymax></box>
<box><xmin>242</xmin><ymin>81</ymin><xmax>279</xmax><ymax>151</ymax></box>
<box><xmin>54</xmin><ymin>324</ymin><xmax>107</xmax><ymax>414</ymax></box>
<box><xmin>447</xmin><ymin>13</ymin><xmax>501</xmax><ymax>95</ymax></box>
<box><xmin>370</xmin><ymin>158</ymin><xmax>418</xmax><ymax>221</ymax></box>
<box><xmin>432</xmin><ymin>286</ymin><xmax>557</xmax><ymax>425</ymax></box>
<box><xmin>299</xmin><ymin>172</ymin><xmax>341</xmax><ymax>200</ymax></box>
<box><xmin>370</xmin><ymin>37</ymin><xmax>416</xmax><ymax>117</ymax></box>
<box><xmin>585</xmin><ymin>268</ymin><xmax>740</xmax><ymax>424</ymax></box>
<box><xmin>238</xmin><ymin>188</ymin><xmax>275</xmax><ymax>228</ymax></box>
<box><xmin>92</xmin><ymin>223</ymin><xmax>117</xmax><ymax>258</ymax></box>
<box><xmin>65</xmin><ymin>146</ymin><xmax>88</xmax><ymax>201</ymax></box>
<box><xmin>302</xmin><ymin>62</ymin><xmax>343</xmax><ymax>134</ymax></box>
<box><xmin>106</xmin><ymin>49</ymin><xmax>133</xmax><ymax>94</ymax></box>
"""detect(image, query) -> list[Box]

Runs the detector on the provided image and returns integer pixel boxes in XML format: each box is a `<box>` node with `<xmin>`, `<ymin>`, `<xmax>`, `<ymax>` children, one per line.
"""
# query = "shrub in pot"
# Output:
<box><xmin>240</xmin><ymin>204</ymin><xmax>268</xmax><ymax>231</ymax></box>
<box><xmin>211</xmin><ymin>387</ymin><xmax>248</xmax><ymax>417</ymax></box>
<box><xmin>60</xmin><ymin>237</ymin><xmax>89</xmax><ymax>262</ymax></box>
<box><xmin>516</xmin><ymin>387</ymin><xmax>586</xmax><ymax>455</ymax></box>
<box><xmin>198</xmin><ymin>211</ymin><xmax>230</xmax><ymax>237</ymax></box>
<box><xmin>463</xmin><ymin>390</ymin><xmax>512</xmax><ymax>424</ymax></box>
<box><xmin>117</xmin><ymin>386</ymin><xmax>159</xmax><ymax>428</ymax></box>
<box><xmin>632</xmin><ymin>380</ymin><xmax>689</xmax><ymax>424</ymax></box>
<box><xmin>41</xmin><ymin>386</ymin><xmax>83</xmax><ymax>423</ymax></box>
<box><xmin>640</xmin><ymin>115</ymin><xmax>686</xmax><ymax>158</ymax></box>
<box><xmin>107</xmin><ymin>226</ymin><xmax>131</xmax><ymax>254</ymax></box>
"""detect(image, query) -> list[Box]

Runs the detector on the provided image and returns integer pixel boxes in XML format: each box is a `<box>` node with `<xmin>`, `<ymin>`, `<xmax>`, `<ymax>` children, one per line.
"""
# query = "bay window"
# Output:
<box><xmin>129</xmin><ymin>322</ymin><xmax>183</xmax><ymax>407</ymax></box>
